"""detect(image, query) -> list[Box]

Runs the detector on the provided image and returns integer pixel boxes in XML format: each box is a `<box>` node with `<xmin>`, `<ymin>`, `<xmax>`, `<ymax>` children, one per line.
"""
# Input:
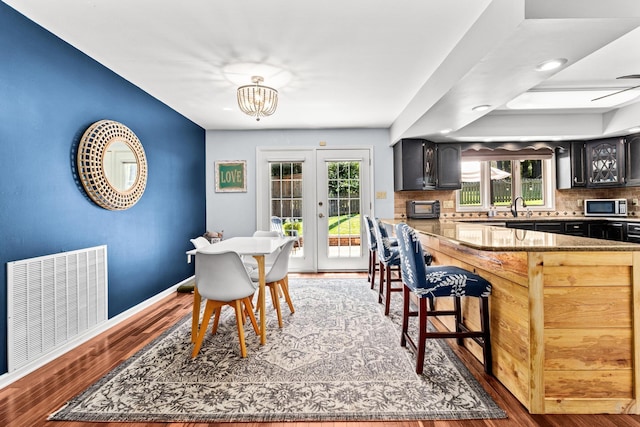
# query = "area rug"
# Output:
<box><xmin>50</xmin><ymin>278</ymin><xmax>506</xmax><ymax>422</ymax></box>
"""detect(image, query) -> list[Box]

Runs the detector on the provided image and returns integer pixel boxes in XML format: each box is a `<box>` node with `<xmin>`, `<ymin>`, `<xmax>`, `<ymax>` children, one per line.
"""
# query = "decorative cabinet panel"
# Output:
<box><xmin>626</xmin><ymin>133</ymin><xmax>640</xmax><ymax>187</ymax></box>
<box><xmin>585</xmin><ymin>137</ymin><xmax>625</xmax><ymax>187</ymax></box>
<box><xmin>393</xmin><ymin>139</ymin><xmax>461</xmax><ymax>191</ymax></box>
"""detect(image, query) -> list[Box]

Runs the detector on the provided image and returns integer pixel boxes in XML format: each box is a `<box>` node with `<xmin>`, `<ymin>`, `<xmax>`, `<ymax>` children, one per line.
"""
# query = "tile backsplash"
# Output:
<box><xmin>394</xmin><ymin>188</ymin><xmax>640</xmax><ymax>219</ymax></box>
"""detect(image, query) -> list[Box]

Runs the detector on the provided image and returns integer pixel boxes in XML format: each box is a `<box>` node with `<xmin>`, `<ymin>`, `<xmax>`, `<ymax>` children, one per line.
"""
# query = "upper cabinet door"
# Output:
<box><xmin>585</xmin><ymin>137</ymin><xmax>625</xmax><ymax>187</ymax></box>
<box><xmin>436</xmin><ymin>144</ymin><xmax>461</xmax><ymax>189</ymax></box>
<box><xmin>556</xmin><ymin>142</ymin><xmax>586</xmax><ymax>189</ymax></box>
<box><xmin>393</xmin><ymin>139</ymin><xmax>461</xmax><ymax>191</ymax></box>
<box><xmin>393</xmin><ymin>139</ymin><xmax>424</xmax><ymax>191</ymax></box>
<box><xmin>626</xmin><ymin>134</ymin><xmax>640</xmax><ymax>187</ymax></box>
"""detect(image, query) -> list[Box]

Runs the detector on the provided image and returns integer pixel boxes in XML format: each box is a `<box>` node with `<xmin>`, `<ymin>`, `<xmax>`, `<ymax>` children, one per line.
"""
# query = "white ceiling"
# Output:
<box><xmin>6</xmin><ymin>0</ymin><xmax>640</xmax><ymax>144</ymax></box>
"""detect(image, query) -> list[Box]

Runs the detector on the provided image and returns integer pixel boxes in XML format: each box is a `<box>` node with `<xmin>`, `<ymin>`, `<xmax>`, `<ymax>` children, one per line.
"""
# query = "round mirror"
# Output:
<box><xmin>103</xmin><ymin>140</ymin><xmax>138</xmax><ymax>192</ymax></box>
<box><xmin>77</xmin><ymin>120</ymin><xmax>147</xmax><ymax>210</ymax></box>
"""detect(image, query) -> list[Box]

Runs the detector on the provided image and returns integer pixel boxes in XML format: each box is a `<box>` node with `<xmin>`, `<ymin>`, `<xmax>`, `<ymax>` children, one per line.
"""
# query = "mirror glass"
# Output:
<box><xmin>103</xmin><ymin>140</ymin><xmax>138</xmax><ymax>192</ymax></box>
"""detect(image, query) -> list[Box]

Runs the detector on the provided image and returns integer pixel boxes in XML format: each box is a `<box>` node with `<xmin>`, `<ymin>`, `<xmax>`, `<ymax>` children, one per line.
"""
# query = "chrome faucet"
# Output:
<box><xmin>510</xmin><ymin>196</ymin><xmax>527</xmax><ymax>218</ymax></box>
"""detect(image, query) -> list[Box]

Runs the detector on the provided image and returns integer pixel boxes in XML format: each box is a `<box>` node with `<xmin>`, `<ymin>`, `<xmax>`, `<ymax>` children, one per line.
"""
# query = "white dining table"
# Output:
<box><xmin>186</xmin><ymin>236</ymin><xmax>291</xmax><ymax>345</ymax></box>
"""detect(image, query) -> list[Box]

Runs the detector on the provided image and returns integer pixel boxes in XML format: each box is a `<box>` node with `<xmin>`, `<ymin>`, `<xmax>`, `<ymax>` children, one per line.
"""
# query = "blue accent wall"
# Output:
<box><xmin>0</xmin><ymin>4</ymin><xmax>206</xmax><ymax>374</ymax></box>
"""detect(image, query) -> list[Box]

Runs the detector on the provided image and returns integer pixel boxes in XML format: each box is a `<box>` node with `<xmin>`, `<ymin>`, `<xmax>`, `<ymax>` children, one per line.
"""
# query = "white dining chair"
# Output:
<box><xmin>190</xmin><ymin>236</ymin><xmax>211</xmax><ymax>249</ymax></box>
<box><xmin>250</xmin><ymin>239</ymin><xmax>296</xmax><ymax>327</ymax></box>
<box><xmin>243</xmin><ymin>230</ymin><xmax>281</xmax><ymax>271</ymax></box>
<box><xmin>192</xmin><ymin>251</ymin><xmax>259</xmax><ymax>358</ymax></box>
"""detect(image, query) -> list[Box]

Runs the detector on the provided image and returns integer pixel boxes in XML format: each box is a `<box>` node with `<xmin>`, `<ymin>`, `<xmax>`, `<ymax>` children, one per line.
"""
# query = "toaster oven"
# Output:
<box><xmin>406</xmin><ymin>200</ymin><xmax>440</xmax><ymax>219</ymax></box>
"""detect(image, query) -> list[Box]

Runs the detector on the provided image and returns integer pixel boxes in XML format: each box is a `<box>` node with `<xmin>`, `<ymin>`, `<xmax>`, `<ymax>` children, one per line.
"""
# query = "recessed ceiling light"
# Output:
<box><xmin>535</xmin><ymin>58</ymin><xmax>568</xmax><ymax>72</ymax></box>
<box><xmin>440</xmin><ymin>128</ymin><xmax>452</xmax><ymax>134</ymax></box>
<box><xmin>629</xmin><ymin>127</ymin><xmax>640</xmax><ymax>133</ymax></box>
<box><xmin>472</xmin><ymin>104</ymin><xmax>491</xmax><ymax>112</ymax></box>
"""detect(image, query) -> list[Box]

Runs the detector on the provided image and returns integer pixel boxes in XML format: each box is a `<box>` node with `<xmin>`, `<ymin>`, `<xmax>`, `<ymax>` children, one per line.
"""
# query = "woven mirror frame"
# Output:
<box><xmin>77</xmin><ymin>120</ymin><xmax>147</xmax><ymax>210</ymax></box>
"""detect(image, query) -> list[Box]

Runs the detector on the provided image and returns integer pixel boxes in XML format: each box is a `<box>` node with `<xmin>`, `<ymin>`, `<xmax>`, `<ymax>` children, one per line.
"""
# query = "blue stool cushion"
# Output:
<box><xmin>415</xmin><ymin>265</ymin><xmax>491</xmax><ymax>298</ymax></box>
<box><xmin>395</xmin><ymin>222</ymin><xmax>491</xmax><ymax>298</ymax></box>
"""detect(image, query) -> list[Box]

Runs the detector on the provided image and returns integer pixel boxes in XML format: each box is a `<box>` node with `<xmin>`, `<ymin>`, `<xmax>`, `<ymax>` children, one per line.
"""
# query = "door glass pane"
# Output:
<box><xmin>270</xmin><ymin>161</ymin><xmax>303</xmax><ymax>257</ymax></box>
<box><xmin>326</xmin><ymin>161</ymin><xmax>362</xmax><ymax>258</ymax></box>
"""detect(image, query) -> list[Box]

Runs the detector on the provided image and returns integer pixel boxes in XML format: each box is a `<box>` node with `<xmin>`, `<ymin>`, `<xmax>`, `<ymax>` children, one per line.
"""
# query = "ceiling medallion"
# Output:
<box><xmin>237</xmin><ymin>76</ymin><xmax>278</xmax><ymax>121</ymax></box>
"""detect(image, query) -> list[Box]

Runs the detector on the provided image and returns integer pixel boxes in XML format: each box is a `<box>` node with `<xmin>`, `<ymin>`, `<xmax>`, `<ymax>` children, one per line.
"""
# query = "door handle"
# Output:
<box><xmin>318</xmin><ymin>213</ymin><xmax>324</xmax><ymax>218</ymax></box>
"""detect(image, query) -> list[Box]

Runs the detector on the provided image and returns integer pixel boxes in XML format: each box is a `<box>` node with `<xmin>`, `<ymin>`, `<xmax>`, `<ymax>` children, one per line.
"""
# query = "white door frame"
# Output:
<box><xmin>256</xmin><ymin>146</ymin><xmax>374</xmax><ymax>272</ymax></box>
<box><xmin>316</xmin><ymin>148</ymin><xmax>371</xmax><ymax>271</ymax></box>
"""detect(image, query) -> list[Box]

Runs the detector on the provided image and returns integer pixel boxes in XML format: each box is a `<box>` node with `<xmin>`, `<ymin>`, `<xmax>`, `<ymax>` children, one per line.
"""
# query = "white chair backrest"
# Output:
<box><xmin>190</xmin><ymin>236</ymin><xmax>210</xmax><ymax>249</ymax></box>
<box><xmin>253</xmin><ymin>230</ymin><xmax>280</xmax><ymax>238</ymax></box>
<box><xmin>250</xmin><ymin>239</ymin><xmax>295</xmax><ymax>283</ymax></box>
<box><xmin>195</xmin><ymin>251</ymin><xmax>257</xmax><ymax>302</ymax></box>
<box><xmin>263</xmin><ymin>239</ymin><xmax>296</xmax><ymax>283</ymax></box>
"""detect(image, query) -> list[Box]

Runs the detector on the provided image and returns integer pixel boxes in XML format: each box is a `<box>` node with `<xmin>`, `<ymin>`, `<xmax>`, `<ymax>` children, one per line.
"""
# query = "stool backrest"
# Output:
<box><xmin>363</xmin><ymin>215</ymin><xmax>377</xmax><ymax>251</ymax></box>
<box><xmin>373</xmin><ymin>218</ymin><xmax>395</xmax><ymax>263</ymax></box>
<box><xmin>395</xmin><ymin>223</ymin><xmax>427</xmax><ymax>288</ymax></box>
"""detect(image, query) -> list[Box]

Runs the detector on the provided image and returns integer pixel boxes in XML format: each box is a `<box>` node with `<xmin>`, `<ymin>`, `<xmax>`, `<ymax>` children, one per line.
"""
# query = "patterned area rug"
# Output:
<box><xmin>50</xmin><ymin>278</ymin><xmax>506</xmax><ymax>422</ymax></box>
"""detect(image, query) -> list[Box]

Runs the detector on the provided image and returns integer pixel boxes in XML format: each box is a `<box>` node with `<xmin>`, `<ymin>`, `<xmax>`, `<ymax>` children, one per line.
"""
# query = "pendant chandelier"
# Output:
<box><xmin>237</xmin><ymin>76</ymin><xmax>278</xmax><ymax>121</ymax></box>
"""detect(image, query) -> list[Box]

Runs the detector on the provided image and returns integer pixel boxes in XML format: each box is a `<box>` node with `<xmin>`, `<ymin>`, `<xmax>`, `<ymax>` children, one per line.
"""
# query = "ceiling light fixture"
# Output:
<box><xmin>440</xmin><ymin>128</ymin><xmax>452</xmax><ymax>134</ymax></box>
<box><xmin>237</xmin><ymin>76</ymin><xmax>278</xmax><ymax>121</ymax></box>
<box><xmin>535</xmin><ymin>58</ymin><xmax>568</xmax><ymax>72</ymax></box>
<box><xmin>629</xmin><ymin>127</ymin><xmax>640</xmax><ymax>133</ymax></box>
<box><xmin>472</xmin><ymin>104</ymin><xmax>491</xmax><ymax>112</ymax></box>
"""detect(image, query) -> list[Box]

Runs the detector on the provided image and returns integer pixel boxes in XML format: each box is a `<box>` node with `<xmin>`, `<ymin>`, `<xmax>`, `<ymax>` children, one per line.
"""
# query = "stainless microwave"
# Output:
<box><xmin>584</xmin><ymin>198</ymin><xmax>627</xmax><ymax>217</ymax></box>
<box><xmin>406</xmin><ymin>200</ymin><xmax>440</xmax><ymax>219</ymax></box>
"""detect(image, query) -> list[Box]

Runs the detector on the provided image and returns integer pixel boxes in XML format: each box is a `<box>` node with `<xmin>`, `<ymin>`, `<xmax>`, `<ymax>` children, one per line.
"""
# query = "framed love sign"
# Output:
<box><xmin>215</xmin><ymin>160</ymin><xmax>247</xmax><ymax>192</ymax></box>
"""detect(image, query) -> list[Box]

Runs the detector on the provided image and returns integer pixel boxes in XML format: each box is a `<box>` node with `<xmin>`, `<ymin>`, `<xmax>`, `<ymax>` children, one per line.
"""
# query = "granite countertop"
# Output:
<box><xmin>384</xmin><ymin>218</ymin><xmax>640</xmax><ymax>252</ymax></box>
<box><xmin>446</xmin><ymin>216</ymin><xmax>639</xmax><ymax>223</ymax></box>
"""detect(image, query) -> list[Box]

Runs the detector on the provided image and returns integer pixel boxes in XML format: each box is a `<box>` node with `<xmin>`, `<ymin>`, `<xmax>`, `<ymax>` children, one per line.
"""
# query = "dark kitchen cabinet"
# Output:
<box><xmin>393</xmin><ymin>139</ymin><xmax>461</xmax><ymax>191</ymax></box>
<box><xmin>626</xmin><ymin>133</ymin><xmax>640</xmax><ymax>186</ymax></box>
<box><xmin>627</xmin><ymin>223</ymin><xmax>640</xmax><ymax>243</ymax></box>
<box><xmin>556</xmin><ymin>142</ymin><xmax>586</xmax><ymax>189</ymax></box>
<box><xmin>535</xmin><ymin>222</ymin><xmax>563</xmax><ymax>233</ymax></box>
<box><xmin>585</xmin><ymin>137</ymin><xmax>625</xmax><ymax>187</ymax></box>
<box><xmin>564</xmin><ymin>221</ymin><xmax>588</xmax><ymax>236</ymax></box>
<box><xmin>587</xmin><ymin>221</ymin><xmax>624</xmax><ymax>241</ymax></box>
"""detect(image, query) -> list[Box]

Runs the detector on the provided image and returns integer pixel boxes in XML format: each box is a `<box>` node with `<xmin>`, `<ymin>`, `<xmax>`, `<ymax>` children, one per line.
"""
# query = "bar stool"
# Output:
<box><xmin>394</xmin><ymin>222</ymin><xmax>493</xmax><ymax>375</ymax></box>
<box><xmin>373</xmin><ymin>218</ymin><xmax>403</xmax><ymax>316</ymax></box>
<box><xmin>363</xmin><ymin>215</ymin><xmax>380</xmax><ymax>289</ymax></box>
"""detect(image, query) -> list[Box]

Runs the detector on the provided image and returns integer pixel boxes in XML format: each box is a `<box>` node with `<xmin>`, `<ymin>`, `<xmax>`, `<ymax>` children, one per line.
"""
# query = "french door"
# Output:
<box><xmin>256</xmin><ymin>147</ymin><xmax>372</xmax><ymax>272</ymax></box>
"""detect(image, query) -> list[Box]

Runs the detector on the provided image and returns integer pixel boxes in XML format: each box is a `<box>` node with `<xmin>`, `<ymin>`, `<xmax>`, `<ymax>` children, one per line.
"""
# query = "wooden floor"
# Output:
<box><xmin>2</xmin><ymin>272</ymin><xmax>640</xmax><ymax>427</ymax></box>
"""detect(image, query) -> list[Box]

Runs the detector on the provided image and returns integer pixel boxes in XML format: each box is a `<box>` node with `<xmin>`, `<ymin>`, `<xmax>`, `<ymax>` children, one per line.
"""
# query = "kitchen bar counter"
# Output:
<box><xmin>392</xmin><ymin>218</ymin><xmax>640</xmax><ymax>252</ymax></box>
<box><xmin>383</xmin><ymin>218</ymin><xmax>640</xmax><ymax>415</ymax></box>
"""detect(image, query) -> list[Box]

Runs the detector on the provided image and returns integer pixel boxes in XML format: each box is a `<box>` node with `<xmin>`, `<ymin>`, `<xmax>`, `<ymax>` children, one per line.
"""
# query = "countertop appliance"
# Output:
<box><xmin>406</xmin><ymin>200</ymin><xmax>440</xmax><ymax>219</ymax></box>
<box><xmin>584</xmin><ymin>198</ymin><xmax>627</xmax><ymax>217</ymax></box>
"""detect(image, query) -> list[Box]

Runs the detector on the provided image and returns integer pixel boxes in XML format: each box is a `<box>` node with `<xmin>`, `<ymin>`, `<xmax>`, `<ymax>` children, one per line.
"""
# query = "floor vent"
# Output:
<box><xmin>7</xmin><ymin>246</ymin><xmax>108</xmax><ymax>372</ymax></box>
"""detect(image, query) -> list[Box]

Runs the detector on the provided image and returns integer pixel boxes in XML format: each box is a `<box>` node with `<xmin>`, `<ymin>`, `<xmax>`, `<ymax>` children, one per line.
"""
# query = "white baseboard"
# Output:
<box><xmin>0</xmin><ymin>275</ymin><xmax>195</xmax><ymax>390</ymax></box>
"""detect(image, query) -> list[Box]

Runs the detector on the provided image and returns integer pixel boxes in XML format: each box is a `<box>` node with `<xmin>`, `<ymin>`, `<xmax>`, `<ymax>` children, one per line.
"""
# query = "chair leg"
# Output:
<box><xmin>371</xmin><ymin>251</ymin><xmax>378</xmax><ymax>290</ymax></box>
<box><xmin>192</xmin><ymin>300</ymin><xmax>216</xmax><ymax>358</ymax></box>
<box><xmin>454</xmin><ymin>296</ymin><xmax>464</xmax><ymax>346</ymax></box>
<box><xmin>384</xmin><ymin>265</ymin><xmax>393</xmax><ymax>316</ymax></box>
<box><xmin>401</xmin><ymin>286</ymin><xmax>410</xmax><ymax>347</ymax></box>
<box><xmin>211</xmin><ymin>307</ymin><xmax>222</xmax><ymax>334</ymax></box>
<box><xmin>416</xmin><ymin>296</ymin><xmax>429</xmax><ymax>374</ymax></box>
<box><xmin>243</xmin><ymin>297</ymin><xmax>260</xmax><ymax>335</ymax></box>
<box><xmin>233</xmin><ymin>299</ymin><xmax>248</xmax><ymax>358</ymax></box>
<box><xmin>280</xmin><ymin>276</ymin><xmax>295</xmax><ymax>314</ymax></box>
<box><xmin>378</xmin><ymin>261</ymin><xmax>385</xmax><ymax>304</ymax></box>
<box><xmin>480</xmin><ymin>296</ymin><xmax>493</xmax><ymax>375</ymax></box>
<box><xmin>269</xmin><ymin>283</ymin><xmax>284</xmax><ymax>328</ymax></box>
<box><xmin>191</xmin><ymin>286</ymin><xmax>202</xmax><ymax>343</ymax></box>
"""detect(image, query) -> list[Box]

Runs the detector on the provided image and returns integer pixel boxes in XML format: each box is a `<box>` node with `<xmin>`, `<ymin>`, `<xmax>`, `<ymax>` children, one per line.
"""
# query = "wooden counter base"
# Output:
<box><xmin>416</xmin><ymin>232</ymin><xmax>640</xmax><ymax>415</ymax></box>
